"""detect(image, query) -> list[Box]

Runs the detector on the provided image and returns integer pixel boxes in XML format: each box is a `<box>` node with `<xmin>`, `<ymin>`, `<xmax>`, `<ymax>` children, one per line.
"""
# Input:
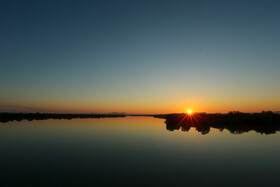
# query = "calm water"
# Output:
<box><xmin>0</xmin><ymin>117</ymin><xmax>280</xmax><ymax>186</ymax></box>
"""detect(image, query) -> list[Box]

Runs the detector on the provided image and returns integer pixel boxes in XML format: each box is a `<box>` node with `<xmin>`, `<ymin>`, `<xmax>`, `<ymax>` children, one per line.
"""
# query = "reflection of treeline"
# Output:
<box><xmin>0</xmin><ymin>113</ymin><xmax>126</xmax><ymax>123</ymax></box>
<box><xmin>164</xmin><ymin>111</ymin><xmax>280</xmax><ymax>135</ymax></box>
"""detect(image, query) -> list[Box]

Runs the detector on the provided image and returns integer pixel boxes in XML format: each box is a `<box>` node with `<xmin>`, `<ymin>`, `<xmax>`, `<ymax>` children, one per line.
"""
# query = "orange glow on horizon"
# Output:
<box><xmin>1</xmin><ymin>97</ymin><xmax>280</xmax><ymax>114</ymax></box>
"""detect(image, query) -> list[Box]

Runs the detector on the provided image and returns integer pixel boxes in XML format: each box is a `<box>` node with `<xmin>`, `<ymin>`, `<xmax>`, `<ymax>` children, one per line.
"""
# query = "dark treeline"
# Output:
<box><xmin>2</xmin><ymin>112</ymin><xmax>280</xmax><ymax>135</ymax></box>
<box><xmin>0</xmin><ymin>113</ymin><xmax>126</xmax><ymax>123</ymax></box>
<box><xmin>164</xmin><ymin>111</ymin><xmax>280</xmax><ymax>135</ymax></box>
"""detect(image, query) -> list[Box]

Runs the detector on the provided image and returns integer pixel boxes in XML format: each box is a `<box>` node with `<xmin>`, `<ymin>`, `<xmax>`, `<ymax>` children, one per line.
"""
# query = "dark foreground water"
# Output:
<box><xmin>0</xmin><ymin>117</ymin><xmax>280</xmax><ymax>186</ymax></box>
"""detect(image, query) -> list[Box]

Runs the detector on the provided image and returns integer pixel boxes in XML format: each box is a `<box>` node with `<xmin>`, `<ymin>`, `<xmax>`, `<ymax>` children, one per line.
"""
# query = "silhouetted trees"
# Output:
<box><xmin>164</xmin><ymin>112</ymin><xmax>280</xmax><ymax>135</ymax></box>
<box><xmin>0</xmin><ymin>113</ymin><xmax>126</xmax><ymax>123</ymax></box>
<box><xmin>1</xmin><ymin>112</ymin><xmax>280</xmax><ymax>135</ymax></box>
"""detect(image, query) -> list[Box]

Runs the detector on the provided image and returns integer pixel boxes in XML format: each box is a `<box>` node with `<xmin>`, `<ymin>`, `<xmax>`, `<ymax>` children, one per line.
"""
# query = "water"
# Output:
<box><xmin>0</xmin><ymin>117</ymin><xmax>280</xmax><ymax>186</ymax></box>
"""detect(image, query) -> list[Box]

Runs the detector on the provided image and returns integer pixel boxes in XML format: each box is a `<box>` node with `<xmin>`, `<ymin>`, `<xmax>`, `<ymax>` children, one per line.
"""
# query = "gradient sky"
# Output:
<box><xmin>1</xmin><ymin>0</ymin><xmax>280</xmax><ymax>113</ymax></box>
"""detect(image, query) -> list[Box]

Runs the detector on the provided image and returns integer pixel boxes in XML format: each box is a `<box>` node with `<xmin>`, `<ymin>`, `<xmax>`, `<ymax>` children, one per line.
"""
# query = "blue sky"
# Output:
<box><xmin>1</xmin><ymin>0</ymin><xmax>280</xmax><ymax>113</ymax></box>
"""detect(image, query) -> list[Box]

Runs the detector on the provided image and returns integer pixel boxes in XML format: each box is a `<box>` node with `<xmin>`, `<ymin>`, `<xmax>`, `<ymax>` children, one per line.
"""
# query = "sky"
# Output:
<box><xmin>1</xmin><ymin>0</ymin><xmax>280</xmax><ymax>114</ymax></box>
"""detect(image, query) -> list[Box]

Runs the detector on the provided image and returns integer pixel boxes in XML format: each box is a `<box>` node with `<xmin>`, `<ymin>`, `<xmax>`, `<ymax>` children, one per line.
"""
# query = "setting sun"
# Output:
<box><xmin>187</xmin><ymin>109</ymin><xmax>193</xmax><ymax>114</ymax></box>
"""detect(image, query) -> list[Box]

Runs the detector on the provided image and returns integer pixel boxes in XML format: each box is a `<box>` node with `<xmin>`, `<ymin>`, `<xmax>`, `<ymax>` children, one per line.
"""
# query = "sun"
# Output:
<box><xmin>187</xmin><ymin>109</ymin><xmax>193</xmax><ymax>115</ymax></box>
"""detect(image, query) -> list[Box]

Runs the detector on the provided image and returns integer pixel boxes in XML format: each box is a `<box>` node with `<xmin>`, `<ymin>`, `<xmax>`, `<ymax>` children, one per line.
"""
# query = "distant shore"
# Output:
<box><xmin>1</xmin><ymin>112</ymin><xmax>280</xmax><ymax>135</ymax></box>
<box><xmin>0</xmin><ymin>112</ymin><xmax>126</xmax><ymax>123</ymax></box>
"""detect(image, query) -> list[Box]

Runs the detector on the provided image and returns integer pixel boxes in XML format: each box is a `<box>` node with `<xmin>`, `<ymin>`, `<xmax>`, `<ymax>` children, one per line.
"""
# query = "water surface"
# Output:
<box><xmin>0</xmin><ymin>117</ymin><xmax>279</xmax><ymax>186</ymax></box>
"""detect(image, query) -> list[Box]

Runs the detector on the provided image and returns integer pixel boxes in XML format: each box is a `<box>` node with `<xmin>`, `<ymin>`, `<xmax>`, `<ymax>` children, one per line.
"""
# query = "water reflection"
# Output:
<box><xmin>164</xmin><ymin>112</ymin><xmax>280</xmax><ymax>135</ymax></box>
<box><xmin>0</xmin><ymin>117</ymin><xmax>280</xmax><ymax>186</ymax></box>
